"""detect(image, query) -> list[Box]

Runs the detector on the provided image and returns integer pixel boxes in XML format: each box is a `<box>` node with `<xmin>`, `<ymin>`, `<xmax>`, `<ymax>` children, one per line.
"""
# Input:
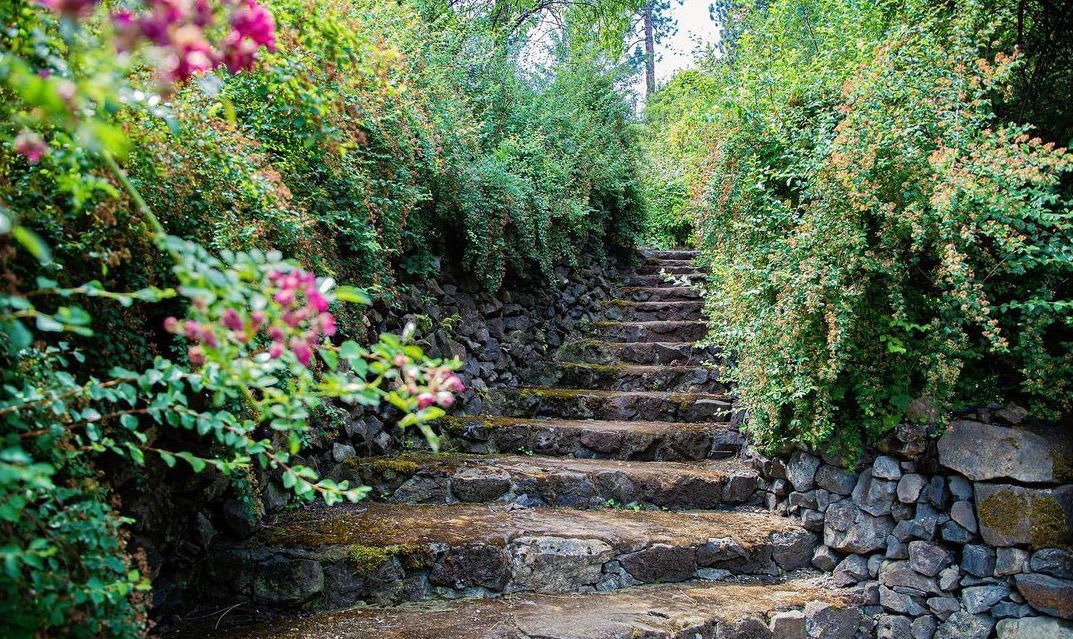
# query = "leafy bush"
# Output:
<box><xmin>0</xmin><ymin>0</ymin><xmax>642</xmax><ymax>635</ymax></box>
<box><xmin>646</xmin><ymin>0</ymin><xmax>1073</xmax><ymax>453</ymax></box>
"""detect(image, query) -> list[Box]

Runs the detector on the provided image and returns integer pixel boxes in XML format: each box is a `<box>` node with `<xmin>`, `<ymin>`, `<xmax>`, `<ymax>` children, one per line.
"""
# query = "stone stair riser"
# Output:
<box><xmin>641</xmin><ymin>250</ymin><xmax>700</xmax><ymax>260</ymax></box>
<box><xmin>335</xmin><ymin>459</ymin><xmax>758</xmax><ymax>510</ymax></box>
<box><xmin>485</xmin><ymin>389</ymin><xmax>733</xmax><ymax>423</ymax></box>
<box><xmin>438</xmin><ymin>418</ymin><xmax>745</xmax><ymax>461</ymax></box>
<box><xmin>620</xmin><ymin>286</ymin><xmax>703</xmax><ymax>302</ymax></box>
<box><xmin>595</xmin><ymin>321</ymin><xmax>708</xmax><ymax>343</ymax></box>
<box><xmin>602</xmin><ymin>301</ymin><xmax>703</xmax><ymax>322</ymax></box>
<box><xmin>555</xmin><ymin>340</ymin><xmax>719</xmax><ymax>366</ymax></box>
<box><xmin>205</xmin><ymin>523</ymin><xmax>812</xmax><ymax>610</ymax></box>
<box><xmin>530</xmin><ymin>363</ymin><xmax>725</xmax><ymax>393</ymax></box>
<box><xmin>634</xmin><ymin>264</ymin><xmax>704</xmax><ymax>276</ymax></box>
<box><xmin>624</xmin><ymin>274</ymin><xmax>700</xmax><ymax>288</ymax></box>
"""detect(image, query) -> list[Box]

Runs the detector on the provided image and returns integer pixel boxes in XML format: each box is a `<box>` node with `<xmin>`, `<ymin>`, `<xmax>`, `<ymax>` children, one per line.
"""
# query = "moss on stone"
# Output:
<box><xmin>1050</xmin><ymin>449</ymin><xmax>1073</xmax><ymax>484</ymax></box>
<box><xmin>347</xmin><ymin>545</ymin><xmax>393</xmax><ymax>574</ymax></box>
<box><xmin>978</xmin><ymin>489</ymin><xmax>1027</xmax><ymax>538</ymax></box>
<box><xmin>1029</xmin><ymin>497</ymin><xmax>1072</xmax><ymax>549</ymax></box>
<box><xmin>367</xmin><ymin>458</ymin><xmax>420</xmax><ymax>477</ymax></box>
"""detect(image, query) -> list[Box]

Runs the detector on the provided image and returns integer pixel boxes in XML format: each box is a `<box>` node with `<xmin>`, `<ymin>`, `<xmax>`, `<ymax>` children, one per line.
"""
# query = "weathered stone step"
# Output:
<box><xmin>531</xmin><ymin>362</ymin><xmax>724</xmax><ymax>393</ymax></box>
<box><xmin>635</xmin><ymin>263</ymin><xmax>703</xmax><ymax>276</ymax></box>
<box><xmin>621</xmin><ymin>286</ymin><xmax>702</xmax><ymax>302</ymax></box>
<box><xmin>642</xmin><ymin>249</ymin><xmax>699</xmax><ymax>260</ymax></box>
<box><xmin>439</xmin><ymin>416</ymin><xmax>744</xmax><ymax>460</ymax></box>
<box><xmin>336</xmin><ymin>453</ymin><xmax>758</xmax><ymax>508</ymax></box>
<box><xmin>206</xmin><ymin>503</ymin><xmax>816</xmax><ymax>610</ymax></box>
<box><xmin>594</xmin><ymin>320</ymin><xmax>707</xmax><ymax>342</ymax></box>
<box><xmin>207</xmin><ymin>579</ymin><xmax>851</xmax><ymax>639</ymax></box>
<box><xmin>556</xmin><ymin>340</ymin><xmax>717</xmax><ymax>365</ymax></box>
<box><xmin>624</xmin><ymin>274</ymin><xmax>700</xmax><ymax>287</ymax></box>
<box><xmin>485</xmin><ymin>388</ymin><xmax>734</xmax><ymax>423</ymax></box>
<box><xmin>603</xmin><ymin>300</ymin><xmax>703</xmax><ymax>322</ymax></box>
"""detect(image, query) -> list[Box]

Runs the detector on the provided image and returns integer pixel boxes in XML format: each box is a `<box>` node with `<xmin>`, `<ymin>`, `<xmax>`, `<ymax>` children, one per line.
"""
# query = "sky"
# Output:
<box><xmin>627</xmin><ymin>0</ymin><xmax>721</xmax><ymax>103</ymax></box>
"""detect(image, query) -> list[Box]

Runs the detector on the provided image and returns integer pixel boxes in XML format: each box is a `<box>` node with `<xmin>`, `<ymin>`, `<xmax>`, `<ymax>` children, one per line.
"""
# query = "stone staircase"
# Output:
<box><xmin>201</xmin><ymin>249</ymin><xmax>858</xmax><ymax>639</ymax></box>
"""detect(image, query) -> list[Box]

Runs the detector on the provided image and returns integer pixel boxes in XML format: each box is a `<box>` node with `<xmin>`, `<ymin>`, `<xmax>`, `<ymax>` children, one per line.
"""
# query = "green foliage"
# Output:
<box><xmin>646</xmin><ymin>0</ymin><xmax>1073</xmax><ymax>453</ymax></box>
<box><xmin>0</xmin><ymin>0</ymin><xmax>643</xmax><ymax>635</ymax></box>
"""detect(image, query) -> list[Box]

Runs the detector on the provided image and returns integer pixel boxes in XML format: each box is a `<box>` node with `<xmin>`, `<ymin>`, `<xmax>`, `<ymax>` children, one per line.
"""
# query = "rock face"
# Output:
<box><xmin>937</xmin><ymin>420</ymin><xmax>1072</xmax><ymax>483</ymax></box>
<box><xmin>996</xmin><ymin>616</ymin><xmax>1073</xmax><ymax>639</ymax></box>
<box><xmin>824</xmin><ymin>500</ymin><xmax>894</xmax><ymax>553</ymax></box>
<box><xmin>975</xmin><ymin>483</ymin><xmax>1073</xmax><ymax>548</ymax></box>
<box><xmin>1016</xmin><ymin>574</ymin><xmax>1073</xmax><ymax>620</ymax></box>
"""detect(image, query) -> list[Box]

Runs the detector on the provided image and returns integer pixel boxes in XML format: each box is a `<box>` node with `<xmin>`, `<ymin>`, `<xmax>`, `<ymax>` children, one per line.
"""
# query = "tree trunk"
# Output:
<box><xmin>643</xmin><ymin>3</ymin><xmax>656</xmax><ymax>97</ymax></box>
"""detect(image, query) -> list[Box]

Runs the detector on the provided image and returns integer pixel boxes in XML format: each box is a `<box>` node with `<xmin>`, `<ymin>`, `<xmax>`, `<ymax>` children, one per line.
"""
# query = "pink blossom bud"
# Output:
<box><xmin>307</xmin><ymin>289</ymin><xmax>329</xmax><ymax>313</ymax></box>
<box><xmin>446</xmin><ymin>375</ymin><xmax>466</xmax><ymax>393</ymax></box>
<box><xmin>188</xmin><ymin>345</ymin><xmax>205</xmax><ymax>365</ymax></box>
<box><xmin>230</xmin><ymin>0</ymin><xmax>276</xmax><ymax>49</ymax></box>
<box><xmin>268</xmin><ymin>326</ymin><xmax>284</xmax><ymax>342</ymax></box>
<box><xmin>274</xmin><ymin>289</ymin><xmax>295</xmax><ymax>307</ymax></box>
<box><xmin>221</xmin><ymin>308</ymin><xmax>243</xmax><ymax>331</ymax></box>
<box><xmin>183</xmin><ymin>320</ymin><xmax>201</xmax><ymax>340</ymax></box>
<box><xmin>200</xmin><ymin>327</ymin><xmax>218</xmax><ymax>348</ymax></box>
<box><xmin>14</xmin><ymin>130</ymin><xmax>47</xmax><ymax>165</ymax></box>
<box><xmin>290</xmin><ymin>338</ymin><xmax>312</xmax><ymax>367</ymax></box>
<box><xmin>317</xmin><ymin>312</ymin><xmax>336</xmax><ymax>337</ymax></box>
<box><xmin>250</xmin><ymin>309</ymin><xmax>265</xmax><ymax>328</ymax></box>
<box><xmin>268</xmin><ymin>342</ymin><xmax>284</xmax><ymax>359</ymax></box>
<box><xmin>37</xmin><ymin>0</ymin><xmax>98</xmax><ymax>19</ymax></box>
<box><xmin>435</xmin><ymin>391</ymin><xmax>455</xmax><ymax>408</ymax></box>
<box><xmin>393</xmin><ymin>354</ymin><xmax>409</xmax><ymax>367</ymax></box>
<box><xmin>416</xmin><ymin>392</ymin><xmax>437</xmax><ymax>409</ymax></box>
<box><xmin>163</xmin><ymin>316</ymin><xmax>179</xmax><ymax>333</ymax></box>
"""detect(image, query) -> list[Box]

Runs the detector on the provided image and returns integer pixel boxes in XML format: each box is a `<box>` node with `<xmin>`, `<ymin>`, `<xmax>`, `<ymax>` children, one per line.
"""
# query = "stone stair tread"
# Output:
<box><xmin>592</xmin><ymin>320</ymin><xmax>707</xmax><ymax>342</ymax></box>
<box><xmin>642</xmin><ymin>249</ymin><xmax>699</xmax><ymax>260</ymax></box>
<box><xmin>531</xmin><ymin>362</ymin><xmax>723</xmax><ymax>393</ymax></box>
<box><xmin>210</xmin><ymin>579</ymin><xmax>845</xmax><ymax>639</ymax></box>
<box><xmin>620</xmin><ymin>286</ymin><xmax>703</xmax><ymax>301</ymax></box>
<box><xmin>345</xmin><ymin>452</ymin><xmax>758</xmax><ymax>508</ymax></box>
<box><xmin>483</xmin><ymin>388</ymin><xmax>734</xmax><ymax>424</ymax></box>
<box><xmin>491</xmin><ymin>387</ymin><xmax>732</xmax><ymax>402</ymax></box>
<box><xmin>444</xmin><ymin>414</ymin><xmax>731</xmax><ymax>434</ymax></box>
<box><xmin>555</xmin><ymin>340</ymin><xmax>716</xmax><ymax>365</ymax></box>
<box><xmin>624</xmin><ymin>274</ymin><xmax>699</xmax><ymax>287</ymax></box>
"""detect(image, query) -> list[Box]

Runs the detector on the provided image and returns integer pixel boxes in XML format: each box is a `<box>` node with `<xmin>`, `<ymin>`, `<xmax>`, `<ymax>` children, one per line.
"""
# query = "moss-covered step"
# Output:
<box><xmin>635</xmin><ymin>263</ymin><xmax>704</xmax><ymax>276</ymax></box>
<box><xmin>483</xmin><ymin>388</ymin><xmax>734</xmax><ymax>423</ymax></box>
<box><xmin>593</xmin><ymin>320</ymin><xmax>708</xmax><ymax>342</ymax></box>
<box><xmin>437</xmin><ymin>415</ymin><xmax>744</xmax><ymax>461</ymax></box>
<box><xmin>529</xmin><ymin>362</ymin><xmax>725</xmax><ymax>393</ymax></box>
<box><xmin>602</xmin><ymin>300</ymin><xmax>704</xmax><ymax>322</ymax></box>
<box><xmin>203</xmin><ymin>579</ymin><xmax>854</xmax><ymax>639</ymax></box>
<box><xmin>624</xmin><ymin>274</ymin><xmax>700</xmax><ymax>288</ymax></box>
<box><xmin>620</xmin><ymin>285</ymin><xmax>703</xmax><ymax>302</ymax></box>
<box><xmin>334</xmin><ymin>453</ymin><xmax>758</xmax><ymax>509</ymax></box>
<box><xmin>203</xmin><ymin>503</ymin><xmax>816</xmax><ymax>611</ymax></box>
<box><xmin>555</xmin><ymin>339</ymin><xmax>718</xmax><ymax>366</ymax></box>
<box><xmin>642</xmin><ymin>249</ymin><xmax>699</xmax><ymax>260</ymax></box>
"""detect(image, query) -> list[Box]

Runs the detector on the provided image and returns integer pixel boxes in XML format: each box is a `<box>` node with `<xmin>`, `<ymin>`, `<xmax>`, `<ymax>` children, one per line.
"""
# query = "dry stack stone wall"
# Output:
<box><xmin>752</xmin><ymin>410</ymin><xmax>1073</xmax><ymax>639</ymax></box>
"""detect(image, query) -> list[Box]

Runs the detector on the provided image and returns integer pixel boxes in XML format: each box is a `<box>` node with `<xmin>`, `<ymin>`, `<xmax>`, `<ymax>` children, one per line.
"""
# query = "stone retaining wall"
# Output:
<box><xmin>751</xmin><ymin>407</ymin><xmax>1073</xmax><ymax>639</ymax></box>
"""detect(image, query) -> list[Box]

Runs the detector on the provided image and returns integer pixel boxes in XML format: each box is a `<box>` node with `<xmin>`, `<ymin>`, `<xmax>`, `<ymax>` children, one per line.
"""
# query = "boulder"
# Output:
<box><xmin>996</xmin><ymin>617</ymin><xmax>1073</xmax><ymax>639</ymax></box>
<box><xmin>824</xmin><ymin>500</ymin><xmax>895</xmax><ymax>553</ymax></box>
<box><xmin>962</xmin><ymin>545</ymin><xmax>996</xmax><ymax>578</ymax></box>
<box><xmin>935</xmin><ymin>611</ymin><xmax>994</xmax><ymax>639</ymax></box>
<box><xmin>787</xmin><ymin>451</ymin><xmax>822</xmax><ymax>492</ymax></box>
<box><xmin>881</xmin><ymin>586</ymin><xmax>926</xmax><ymax>615</ymax></box>
<box><xmin>804</xmin><ymin>601</ymin><xmax>859</xmax><ymax>639</ymax></box>
<box><xmin>912</xmin><ymin>615</ymin><xmax>938</xmax><ymax>639</ymax></box>
<box><xmin>1015</xmin><ymin>574</ymin><xmax>1073</xmax><ymax>620</ymax></box>
<box><xmin>1031</xmin><ymin>548</ymin><xmax>1073</xmax><ymax>579</ymax></box>
<box><xmin>996</xmin><ymin>548</ymin><xmax>1030</xmax><ymax>576</ymax></box>
<box><xmin>771</xmin><ymin>529</ymin><xmax>816</xmax><ymax>570</ymax></box>
<box><xmin>898</xmin><ymin>474</ymin><xmax>928</xmax><ymax>503</ymax></box>
<box><xmin>938</xmin><ymin>420</ymin><xmax>1072</xmax><ymax>483</ymax></box>
<box><xmin>873</xmin><ymin>456</ymin><xmax>903</xmax><ymax>481</ymax></box>
<box><xmin>852</xmin><ymin>469</ymin><xmax>898</xmax><ymax>516</ymax></box>
<box><xmin>508</xmin><ymin>536</ymin><xmax>614</xmax><ymax>592</ymax></box>
<box><xmin>815</xmin><ymin>464</ymin><xmax>858</xmax><ymax>496</ymax></box>
<box><xmin>769</xmin><ymin>610</ymin><xmax>806</xmax><ymax>639</ymax></box>
<box><xmin>975</xmin><ymin>483</ymin><xmax>1073</xmax><ymax>549</ymax></box>
<box><xmin>909</xmin><ymin>541</ymin><xmax>954</xmax><ymax>577</ymax></box>
<box><xmin>831</xmin><ymin>554</ymin><xmax>869</xmax><ymax>586</ymax></box>
<box><xmin>961</xmin><ymin>585</ymin><xmax>1010</xmax><ymax>614</ymax></box>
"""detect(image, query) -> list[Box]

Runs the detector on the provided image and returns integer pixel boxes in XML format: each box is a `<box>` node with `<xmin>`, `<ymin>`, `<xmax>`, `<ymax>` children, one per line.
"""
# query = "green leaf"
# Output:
<box><xmin>12</xmin><ymin>226</ymin><xmax>51</xmax><ymax>265</ymax></box>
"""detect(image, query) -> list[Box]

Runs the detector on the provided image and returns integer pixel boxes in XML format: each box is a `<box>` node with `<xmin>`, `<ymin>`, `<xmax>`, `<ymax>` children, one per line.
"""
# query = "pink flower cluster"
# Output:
<box><xmin>164</xmin><ymin>268</ymin><xmax>335</xmax><ymax>368</ymax></box>
<box><xmin>14</xmin><ymin>130</ymin><xmax>47</xmax><ymax>165</ymax></box>
<box><xmin>405</xmin><ymin>365</ymin><xmax>465</xmax><ymax>410</ymax></box>
<box><xmin>38</xmin><ymin>0</ymin><xmax>276</xmax><ymax>84</ymax></box>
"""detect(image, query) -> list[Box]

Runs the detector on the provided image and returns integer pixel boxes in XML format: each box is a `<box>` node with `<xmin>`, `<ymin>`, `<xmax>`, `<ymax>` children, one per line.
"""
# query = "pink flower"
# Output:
<box><xmin>188</xmin><ymin>345</ymin><xmax>205</xmax><ymax>366</ymax></box>
<box><xmin>268</xmin><ymin>326</ymin><xmax>285</xmax><ymax>342</ymax></box>
<box><xmin>446</xmin><ymin>375</ymin><xmax>466</xmax><ymax>393</ymax></box>
<box><xmin>290</xmin><ymin>339</ymin><xmax>312</xmax><ymax>367</ymax></box>
<box><xmin>307</xmin><ymin>289</ymin><xmax>329</xmax><ymax>313</ymax></box>
<box><xmin>162</xmin><ymin>24</ymin><xmax>216</xmax><ymax>83</ymax></box>
<box><xmin>435</xmin><ymin>391</ymin><xmax>454</xmax><ymax>408</ymax></box>
<box><xmin>274</xmin><ymin>288</ymin><xmax>295</xmax><ymax>307</ymax></box>
<box><xmin>393</xmin><ymin>354</ymin><xmax>409</xmax><ymax>367</ymax></box>
<box><xmin>317</xmin><ymin>312</ymin><xmax>336</xmax><ymax>337</ymax></box>
<box><xmin>163</xmin><ymin>316</ymin><xmax>179</xmax><ymax>332</ymax></box>
<box><xmin>183</xmin><ymin>320</ymin><xmax>201</xmax><ymax>340</ymax></box>
<box><xmin>37</xmin><ymin>0</ymin><xmax>98</xmax><ymax>19</ymax></box>
<box><xmin>221</xmin><ymin>308</ymin><xmax>243</xmax><ymax>331</ymax></box>
<box><xmin>14</xmin><ymin>130</ymin><xmax>47</xmax><ymax>165</ymax></box>
<box><xmin>193</xmin><ymin>0</ymin><xmax>213</xmax><ymax>27</ymax></box>
<box><xmin>250</xmin><ymin>309</ymin><xmax>265</xmax><ymax>328</ymax></box>
<box><xmin>230</xmin><ymin>0</ymin><xmax>276</xmax><ymax>49</ymax></box>
<box><xmin>268</xmin><ymin>342</ymin><xmax>284</xmax><ymax>359</ymax></box>
<box><xmin>416</xmin><ymin>392</ymin><xmax>437</xmax><ymax>409</ymax></box>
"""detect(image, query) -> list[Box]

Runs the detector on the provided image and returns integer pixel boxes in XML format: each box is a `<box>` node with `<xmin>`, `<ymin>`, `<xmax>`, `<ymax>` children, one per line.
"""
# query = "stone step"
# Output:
<box><xmin>530</xmin><ymin>362</ymin><xmax>724</xmax><ymax>393</ymax></box>
<box><xmin>620</xmin><ymin>286</ymin><xmax>702</xmax><ymax>302</ymax></box>
<box><xmin>485</xmin><ymin>388</ymin><xmax>734</xmax><ymax>423</ymax></box>
<box><xmin>556</xmin><ymin>340</ymin><xmax>718</xmax><ymax>365</ymax></box>
<box><xmin>642</xmin><ymin>249</ymin><xmax>699</xmax><ymax>260</ymax></box>
<box><xmin>634</xmin><ymin>263</ymin><xmax>703</xmax><ymax>276</ymax></box>
<box><xmin>603</xmin><ymin>300</ymin><xmax>703</xmax><ymax>322</ymax></box>
<box><xmin>207</xmin><ymin>579</ymin><xmax>850</xmax><ymax>639</ymax></box>
<box><xmin>206</xmin><ymin>503</ymin><xmax>816</xmax><ymax>610</ymax></box>
<box><xmin>439</xmin><ymin>416</ymin><xmax>744</xmax><ymax>461</ymax></box>
<box><xmin>594</xmin><ymin>320</ymin><xmax>707</xmax><ymax>342</ymax></box>
<box><xmin>336</xmin><ymin>453</ymin><xmax>758</xmax><ymax>509</ymax></box>
<box><xmin>624</xmin><ymin>274</ymin><xmax>700</xmax><ymax>288</ymax></box>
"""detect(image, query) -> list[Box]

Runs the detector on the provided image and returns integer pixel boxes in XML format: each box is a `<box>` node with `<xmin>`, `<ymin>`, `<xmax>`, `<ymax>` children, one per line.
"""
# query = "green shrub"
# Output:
<box><xmin>647</xmin><ymin>0</ymin><xmax>1073</xmax><ymax>453</ymax></box>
